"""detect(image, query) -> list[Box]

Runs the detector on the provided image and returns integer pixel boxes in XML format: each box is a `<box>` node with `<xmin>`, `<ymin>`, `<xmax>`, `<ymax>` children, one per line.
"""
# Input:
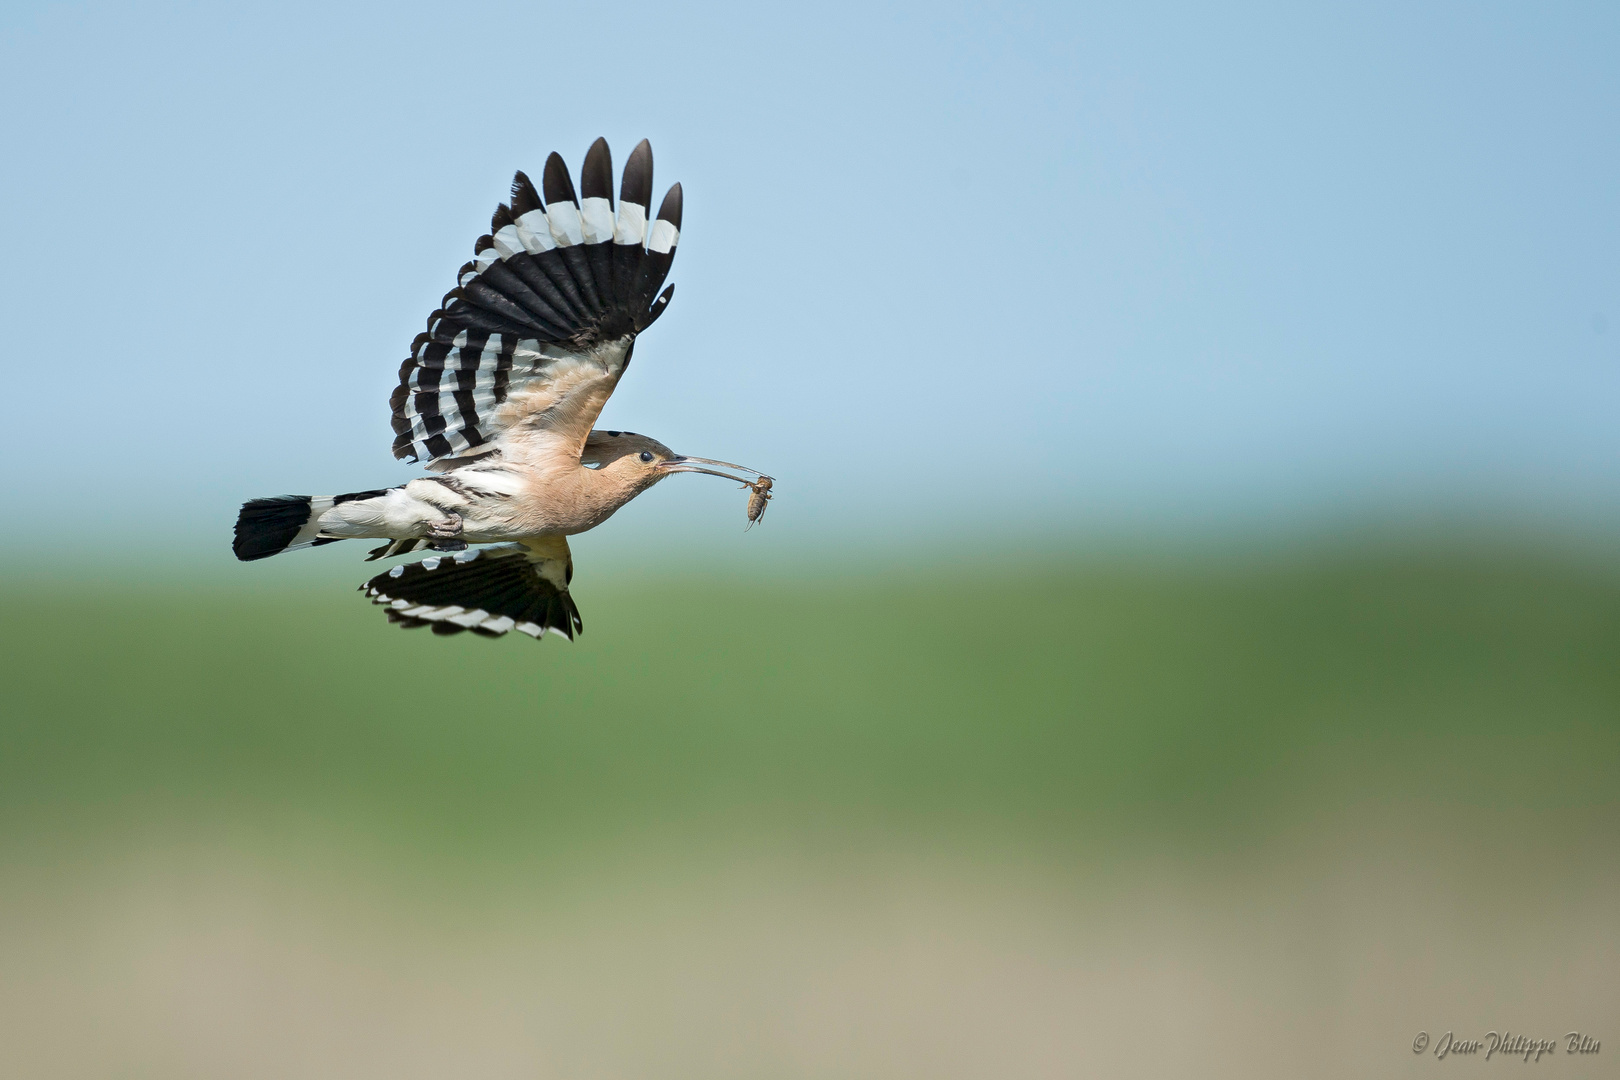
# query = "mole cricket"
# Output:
<box><xmin>744</xmin><ymin>476</ymin><xmax>774</xmax><ymax>529</ymax></box>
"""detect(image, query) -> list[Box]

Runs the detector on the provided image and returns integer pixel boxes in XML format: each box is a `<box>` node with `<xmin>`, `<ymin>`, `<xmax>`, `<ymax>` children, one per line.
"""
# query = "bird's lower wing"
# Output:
<box><xmin>358</xmin><ymin>538</ymin><xmax>580</xmax><ymax>640</ymax></box>
<box><xmin>390</xmin><ymin>138</ymin><xmax>682</xmax><ymax>467</ymax></box>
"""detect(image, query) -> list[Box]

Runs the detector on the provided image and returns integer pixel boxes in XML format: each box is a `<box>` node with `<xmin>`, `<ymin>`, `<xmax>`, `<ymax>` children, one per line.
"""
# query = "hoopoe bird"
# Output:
<box><xmin>233</xmin><ymin>138</ymin><xmax>771</xmax><ymax>642</ymax></box>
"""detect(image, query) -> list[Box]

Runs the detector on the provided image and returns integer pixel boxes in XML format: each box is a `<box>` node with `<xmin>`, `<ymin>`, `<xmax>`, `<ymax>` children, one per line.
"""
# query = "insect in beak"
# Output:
<box><xmin>657</xmin><ymin>456</ymin><xmax>777</xmax><ymax>528</ymax></box>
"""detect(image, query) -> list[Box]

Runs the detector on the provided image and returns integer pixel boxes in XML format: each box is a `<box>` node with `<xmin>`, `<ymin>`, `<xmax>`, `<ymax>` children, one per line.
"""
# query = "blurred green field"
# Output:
<box><xmin>5</xmin><ymin>538</ymin><xmax>1620</xmax><ymax>1079</ymax></box>
<box><xmin>5</xmin><ymin>538</ymin><xmax>1617</xmax><ymax>860</ymax></box>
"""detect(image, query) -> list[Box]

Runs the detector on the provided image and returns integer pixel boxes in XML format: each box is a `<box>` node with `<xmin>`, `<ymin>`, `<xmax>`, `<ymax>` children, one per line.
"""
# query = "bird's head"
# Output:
<box><xmin>582</xmin><ymin>430</ymin><xmax>677</xmax><ymax>491</ymax></box>
<box><xmin>583</xmin><ymin>429</ymin><xmax>766</xmax><ymax>492</ymax></box>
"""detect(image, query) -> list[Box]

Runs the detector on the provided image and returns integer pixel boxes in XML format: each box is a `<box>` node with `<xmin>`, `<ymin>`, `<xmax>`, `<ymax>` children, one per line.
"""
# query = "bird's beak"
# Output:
<box><xmin>657</xmin><ymin>455</ymin><xmax>770</xmax><ymax>485</ymax></box>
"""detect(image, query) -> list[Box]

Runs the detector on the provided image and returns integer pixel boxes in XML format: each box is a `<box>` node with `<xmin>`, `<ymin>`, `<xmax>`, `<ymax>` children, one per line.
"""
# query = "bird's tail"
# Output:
<box><xmin>232</xmin><ymin>490</ymin><xmax>390</xmax><ymax>561</ymax></box>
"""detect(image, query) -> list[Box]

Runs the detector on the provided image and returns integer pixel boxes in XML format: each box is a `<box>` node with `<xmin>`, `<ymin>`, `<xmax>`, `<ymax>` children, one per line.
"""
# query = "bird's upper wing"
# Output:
<box><xmin>390</xmin><ymin>138</ymin><xmax>682</xmax><ymax>468</ymax></box>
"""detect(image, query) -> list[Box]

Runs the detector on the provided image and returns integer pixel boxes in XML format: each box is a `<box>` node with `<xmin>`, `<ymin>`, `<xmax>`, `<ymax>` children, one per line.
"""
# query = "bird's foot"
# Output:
<box><xmin>426</xmin><ymin>512</ymin><xmax>464</xmax><ymax>541</ymax></box>
<box><xmin>428</xmin><ymin>539</ymin><xmax>468</xmax><ymax>552</ymax></box>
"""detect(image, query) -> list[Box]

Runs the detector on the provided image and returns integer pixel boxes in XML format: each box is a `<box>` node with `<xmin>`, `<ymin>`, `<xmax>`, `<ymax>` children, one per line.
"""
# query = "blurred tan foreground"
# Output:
<box><xmin>2</xmin><ymin>808</ymin><xmax>1614</xmax><ymax>1080</ymax></box>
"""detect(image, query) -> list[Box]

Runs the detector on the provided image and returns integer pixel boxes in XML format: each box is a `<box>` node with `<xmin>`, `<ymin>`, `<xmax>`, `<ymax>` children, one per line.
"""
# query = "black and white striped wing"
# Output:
<box><xmin>390</xmin><ymin>138</ymin><xmax>682</xmax><ymax>465</ymax></box>
<box><xmin>359</xmin><ymin>541</ymin><xmax>581</xmax><ymax>639</ymax></box>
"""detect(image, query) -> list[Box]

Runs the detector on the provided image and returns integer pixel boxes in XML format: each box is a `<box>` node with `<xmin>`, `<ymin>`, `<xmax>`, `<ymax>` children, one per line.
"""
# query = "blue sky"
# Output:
<box><xmin>1</xmin><ymin>1</ymin><xmax>1616</xmax><ymax>555</ymax></box>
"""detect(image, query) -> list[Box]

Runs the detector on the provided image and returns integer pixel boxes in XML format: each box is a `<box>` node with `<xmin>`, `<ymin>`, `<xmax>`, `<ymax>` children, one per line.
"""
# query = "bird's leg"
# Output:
<box><xmin>426</xmin><ymin>510</ymin><xmax>466</xmax><ymax>551</ymax></box>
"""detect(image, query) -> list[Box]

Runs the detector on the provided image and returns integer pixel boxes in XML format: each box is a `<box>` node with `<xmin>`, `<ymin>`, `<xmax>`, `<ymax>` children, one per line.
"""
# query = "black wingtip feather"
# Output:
<box><xmin>490</xmin><ymin>203</ymin><xmax>514</xmax><ymax>231</ymax></box>
<box><xmin>582</xmin><ymin>137</ymin><xmax>613</xmax><ymax>208</ymax></box>
<box><xmin>621</xmin><ymin>139</ymin><xmax>652</xmax><ymax>208</ymax></box>
<box><xmin>639</xmin><ymin>284</ymin><xmax>675</xmax><ymax>331</ymax></box>
<box><xmin>510</xmin><ymin>171</ymin><xmax>543</xmax><ymax>216</ymax></box>
<box><xmin>542</xmin><ymin>152</ymin><xmax>578</xmax><ymax>207</ymax></box>
<box><xmin>656</xmin><ymin>182</ymin><xmax>682</xmax><ymax>229</ymax></box>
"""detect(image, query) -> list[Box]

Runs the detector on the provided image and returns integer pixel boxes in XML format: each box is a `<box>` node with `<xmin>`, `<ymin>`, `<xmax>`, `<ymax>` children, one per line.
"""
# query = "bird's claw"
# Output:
<box><xmin>426</xmin><ymin>512</ymin><xmax>464</xmax><ymax>541</ymax></box>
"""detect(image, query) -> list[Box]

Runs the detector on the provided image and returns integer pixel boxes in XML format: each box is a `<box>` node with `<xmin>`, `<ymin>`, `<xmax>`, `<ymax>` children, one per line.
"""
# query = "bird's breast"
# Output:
<box><xmin>504</xmin><ymin>467</ymin><xmax>644</xmax><ymax>537</ymax></box>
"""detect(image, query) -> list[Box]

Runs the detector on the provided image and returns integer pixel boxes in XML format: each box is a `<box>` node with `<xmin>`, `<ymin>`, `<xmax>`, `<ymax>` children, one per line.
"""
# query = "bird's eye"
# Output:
<box><xmin>639</xmin><ymin>451</ymin><xmax>654</xmax><ymax>463</ymax></box>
